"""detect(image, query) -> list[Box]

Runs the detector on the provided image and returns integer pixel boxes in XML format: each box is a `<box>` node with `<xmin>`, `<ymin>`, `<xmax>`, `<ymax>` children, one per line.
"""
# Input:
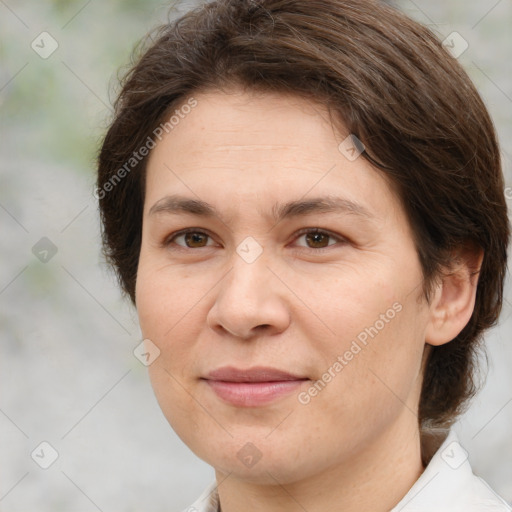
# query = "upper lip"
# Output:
<box><xmin>203</xmin><ymin>366</ymin><xmax>308</xmax><ymax>382</ymax></box>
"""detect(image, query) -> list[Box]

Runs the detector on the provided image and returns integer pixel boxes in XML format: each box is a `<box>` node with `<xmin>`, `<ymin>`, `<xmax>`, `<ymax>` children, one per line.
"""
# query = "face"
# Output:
<box><xmin>136</xmin><ymin>88</ymin><xmax>431</xmax><ymax>485</ymax></box>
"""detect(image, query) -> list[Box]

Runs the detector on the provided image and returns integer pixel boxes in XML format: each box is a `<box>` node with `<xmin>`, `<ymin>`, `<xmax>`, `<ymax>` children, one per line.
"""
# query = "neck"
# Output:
<box><xmin>215</xmin><ymin>413</ymin><xmax>424</xmax><ymax>512</ymax></box>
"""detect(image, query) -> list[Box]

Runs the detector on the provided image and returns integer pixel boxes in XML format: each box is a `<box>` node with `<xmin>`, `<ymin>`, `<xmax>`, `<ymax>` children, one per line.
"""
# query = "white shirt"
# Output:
<box><xmin>183</xmin><ymin>430</ymin><xmax>511</xmax><ymax>511</ymax></box>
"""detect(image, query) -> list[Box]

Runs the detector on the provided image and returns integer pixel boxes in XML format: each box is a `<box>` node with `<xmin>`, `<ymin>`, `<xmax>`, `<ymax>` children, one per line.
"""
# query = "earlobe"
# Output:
<box><xmin>425</xmin><ymin>244</ymin><xmax>484</xmax><ymax>347</ymax></box>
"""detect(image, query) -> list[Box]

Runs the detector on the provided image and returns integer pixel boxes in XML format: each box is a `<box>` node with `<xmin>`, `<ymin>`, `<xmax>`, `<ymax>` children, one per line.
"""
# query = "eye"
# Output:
<box><xmin>293</xmin><ymin>228</ymin><xmax>346</xmax><ymax>251</ymax></box>
<box><xmin>163</xmin><ymin>227</ymin><xmax>347</xmax><ymax>251</ymax></box>
<box><xmin>164</xmin><ymin>228</ymin><xmax>216</xmax><ymax>249</ymax></box>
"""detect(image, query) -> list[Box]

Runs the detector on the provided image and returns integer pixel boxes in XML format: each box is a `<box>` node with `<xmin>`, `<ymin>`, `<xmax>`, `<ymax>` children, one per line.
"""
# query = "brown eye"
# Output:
<box><xmin>294</xmin><ymin>228</ymin><xmax>346</xmax><ymax>251</ymax></box>
<box><xmin>166</xmin><ymin>229</ymin><xmax>215</xmax><ymax>249</ymax></box>
<box><xmin>183</xmin><ymin>232</ymin><xmax>209</xmax><ymax>248</ymax></box>
<box><xmin>304</xmin><ymin>231</ymin><xmax>331</xmax><ymax>248</ymax></box>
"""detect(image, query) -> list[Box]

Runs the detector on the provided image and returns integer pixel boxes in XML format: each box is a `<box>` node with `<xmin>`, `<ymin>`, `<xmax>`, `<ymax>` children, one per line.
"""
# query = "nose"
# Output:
<box><xmin>206</xmin><ymin>253</ymin><xmax>291</xmax><ymax>340</ymax></box>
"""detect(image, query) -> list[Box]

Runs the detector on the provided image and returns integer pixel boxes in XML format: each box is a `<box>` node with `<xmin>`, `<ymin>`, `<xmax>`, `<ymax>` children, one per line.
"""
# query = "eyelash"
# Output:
<box><xmin>162</xmin><ymin>227</ymin><xmax>347</xmax><ymax>253</ymax></box>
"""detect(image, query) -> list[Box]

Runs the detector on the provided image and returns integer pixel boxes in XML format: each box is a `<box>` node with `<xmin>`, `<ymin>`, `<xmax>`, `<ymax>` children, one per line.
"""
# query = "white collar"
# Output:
<box><xmin>184</xmin><ymin>430</ymin><xmax>510</xmax><ymax>511</ymax></box>
<box><xmin>390</xmin><ymin>429</ymin><xmax>510</xmax><ymax>511</ymax></box>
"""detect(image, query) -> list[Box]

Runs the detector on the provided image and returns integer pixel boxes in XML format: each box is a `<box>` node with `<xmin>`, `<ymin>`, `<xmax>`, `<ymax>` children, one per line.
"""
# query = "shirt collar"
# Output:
<box><xmin>390</xmin><ymin>429</ymin><xmax>510</xmax><ymax>511</ymax></box>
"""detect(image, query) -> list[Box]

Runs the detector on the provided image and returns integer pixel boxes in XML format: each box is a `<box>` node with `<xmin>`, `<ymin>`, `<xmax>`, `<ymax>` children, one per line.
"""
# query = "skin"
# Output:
<box><xmin>135</xmin><ymin>88</ymin><xmax>482</xmax><ymax>512</ymax></box>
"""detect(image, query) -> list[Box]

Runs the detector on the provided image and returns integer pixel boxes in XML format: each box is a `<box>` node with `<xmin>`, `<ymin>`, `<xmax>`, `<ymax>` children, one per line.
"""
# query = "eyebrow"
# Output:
<box><xmin>148</xmin><ymin>194</ymin><xmax>375</xmax><ymax>223</ymax></box>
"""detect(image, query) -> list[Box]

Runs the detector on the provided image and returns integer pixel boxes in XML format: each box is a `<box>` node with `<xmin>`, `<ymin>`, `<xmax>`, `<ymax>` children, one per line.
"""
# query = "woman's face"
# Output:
<box><xmin>136</xmin><ymin>88</ymin><xmax>431</xmax><ymax>484</ymax></box>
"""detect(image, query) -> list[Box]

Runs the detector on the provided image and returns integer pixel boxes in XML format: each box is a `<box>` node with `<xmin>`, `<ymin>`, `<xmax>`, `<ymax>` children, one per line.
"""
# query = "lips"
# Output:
<box><xmin>202</xmin><ymin>366</ymin><xmax>309</xmax><ymax>407</ymax></box>
<box><xmin>205</xmin><ymin>366</ymin><xmax>307</xmax><ymax>382</ymax></box>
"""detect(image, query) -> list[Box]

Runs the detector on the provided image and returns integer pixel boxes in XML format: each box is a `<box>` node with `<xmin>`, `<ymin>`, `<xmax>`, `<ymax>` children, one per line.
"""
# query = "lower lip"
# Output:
<box><xmin>204</xmin><ymin>379</ymin><xmax>307</xmax><ymax>407</ymax></box>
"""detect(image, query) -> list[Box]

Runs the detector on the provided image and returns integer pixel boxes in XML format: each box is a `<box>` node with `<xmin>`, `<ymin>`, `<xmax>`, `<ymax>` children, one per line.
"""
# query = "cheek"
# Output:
<box><xmin>304</xmin><ymin>263</ymin><xmax>427</xmax><ymax>420</ymax></box>
<box><xmin>135</xmin><ymin>263</ymin><xmax>207</xmax><ymax>446</ymax></box>
<box><xmin>320</xmin><ymin>295</ymin><xmax>426</xmax><ymax>424</ymax></box>
<box><xmin>136</xmin><ymin>256</ymin><xmax>204</xmax><ymax>340</ymax></box>
<box><xmin>300</xmin><ymin>263</ymin><xmax>400</xmax><ymax>352</ymax></box>
<box><xmin>135</xmin><ymin>258</ymin><xmax>204</xmax><ymax>404</ymax></box>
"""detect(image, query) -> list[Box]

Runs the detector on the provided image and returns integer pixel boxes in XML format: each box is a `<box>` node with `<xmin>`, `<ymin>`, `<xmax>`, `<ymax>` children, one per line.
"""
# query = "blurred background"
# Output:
<box><xmin>1</xmin><ymin>0</ymin><xmax>511</xmax><ymax>510</ymax></box>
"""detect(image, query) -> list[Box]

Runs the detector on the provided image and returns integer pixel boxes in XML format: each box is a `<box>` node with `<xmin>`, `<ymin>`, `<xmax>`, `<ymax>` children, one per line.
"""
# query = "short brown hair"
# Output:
<box><xmin>96</xmin><ymin>0</ymin><xmax>510</xmax><ymax>430</ymax></box>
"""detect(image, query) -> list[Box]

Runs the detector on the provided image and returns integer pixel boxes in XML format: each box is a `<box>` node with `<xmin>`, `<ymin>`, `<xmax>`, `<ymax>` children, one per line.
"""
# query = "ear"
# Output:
<box><xmin>425</xmin><ymin>243</ymin><xmax>484</xmax><ymax>346</ymax></box>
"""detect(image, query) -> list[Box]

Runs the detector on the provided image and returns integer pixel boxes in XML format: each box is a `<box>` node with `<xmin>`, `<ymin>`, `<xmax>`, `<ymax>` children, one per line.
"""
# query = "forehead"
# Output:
<box><xmin>160</xmin><ymin>89</ymin><xmax>338</xmax><ymax>158</ymax></box>
<box><xmin>143</xmin><ymin>89</ymin><xmax>405</xmax><ymax>229</ymax></box>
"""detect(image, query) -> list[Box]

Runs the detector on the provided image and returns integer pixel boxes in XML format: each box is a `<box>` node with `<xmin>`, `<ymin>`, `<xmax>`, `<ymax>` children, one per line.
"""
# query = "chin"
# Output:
<box><xmin>187</xmin><ymin>432</ymin><xmax>325</xmax><ymax>486</ymax></box>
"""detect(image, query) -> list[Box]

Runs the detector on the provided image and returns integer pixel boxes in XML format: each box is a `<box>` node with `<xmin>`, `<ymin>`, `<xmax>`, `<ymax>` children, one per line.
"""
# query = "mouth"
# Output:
<box><xmin>201</xmin><ymin>366</ymin><xmax>310</xmax><ymax>407</ymax></box>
